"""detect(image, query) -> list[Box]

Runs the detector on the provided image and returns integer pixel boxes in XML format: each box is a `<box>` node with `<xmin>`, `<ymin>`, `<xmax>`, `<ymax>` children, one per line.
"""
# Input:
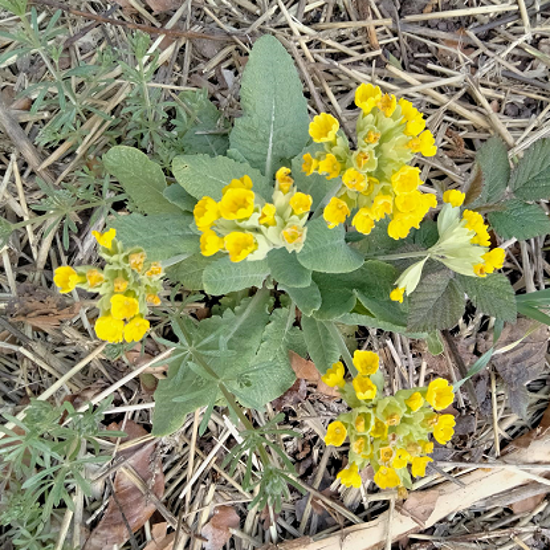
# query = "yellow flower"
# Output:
<box><xmin>352</xmin><ymin>208</ymin><xmax>375</xmax><ymax>235</ymax></box>
<box><xmin>482</xmin><ymin>248</ymin><xmax>505</xmax><ymax>273</ymax></box>
<box><xmin>193</xmin><ymin>197</ymin><xmax>220</xmax><ymax>230</ymax></box>
<box><xmin>474</xmin><ymin>263</ymin><xmax>487</xmax><ymax>277</ymax></box>
<box><xmin>321</xmin><ymin>361</ymin><xmax>346</xmax><ymax>388</ymax></box>
<box><xmin>224</xmin><ymin>232</ymin><xmax>257</xmax><ymax>262</ymax></box>
<box><xmin>318</xmin><ymin>154</ymin><xmax>341</xmax><ymax>179</ymax></box>
<box><xmin>146</xmin><ymin>262</ymin><xmax>162</xmax><ymax>277</ymax></box>
<box><xmin>337</xmin><ymin>463</ymin><xmax>362</xmax><ymax>488</ymax></box>
<box><xmin>110</xmin><ymin>294</ymin><xmax>139</xmax><ymax>320</ymax></box>
<box><xmin>388</xmin><ymin>215</ymin><xmax>414</xmax><ymax>240</ymax></box>
<box><xmin>433</xmin><ymin>414</ymin><xmax>456</xmax><ymax>444</ymax></box>
<box><xmin>371</xmin><ymin>194</ymin><xmax>393</xmax><ymax>221</ymax></box>
<box><xmin>353</xmin><ymin>150</ymin><xmax>372</xmax><ymax>171</ymax></box>
<box><xmin>92</xmin><ymin>228</ymin><xmax>116</xmax><ymax>249</ymax></box>
<box><xmin>282</xmin><ymin>225</ymin><xmax>305</xmax><ymax>245</ymax></box>
<box><xmin>353</xmin><ymin>350</ymin><xmax>379</xmax><ymax>375</ymax></box>
<box><xmin>398</xmin><ymin>98</ymin><xmax>425</xmax><ymax>136</ymax></box>
<box><xmin>324</xmin><ymin>420</ymin><xmax>347</xmax><ymax>447</ymax></box>
<box><xmin>354</xmin><ymin>414</ymin><xmax>369</xmax><ymax>433</ymax></box>
<box><xmin>323</xmin><ymin>197</ymin><xmax>350</xmax><ymax>228</ymax></box>
<box><xmin>113</xmin><ymin>277</ymin><xmax>128</xmax><ymax>293</ymax></box>
<box><xmin>352</xmin><ymin>374</ymin><xmax>377</xmax><ymax>400</ymax></box>
<box><xmin>390</xmin><ymin>287</ymin><xmax>405</xmax><ymax>303</ymax></box>
<box><xmin>364</xmin><ymin>130</ymin><xmax>381</xmax><ymax>145</ymax></box>
<box><xmin>129</xmin><ymin>252</ymin><xmax>146</xmax><ymax>272</ymax></box>
<box><xmin>395</xmin><ymin>190</ymin><xmax>422</xmax><ymax>213</ymax></box>
<box><xmin>222</xmin><ymin>174</ymin><xmax>253</xmax><ymax>194</ymax></box>
<box><xmin>54</xmin><ymin>266</ymin><xmax>82</xmax><ymax>293</ymax></box>
<box><xmin>374</xmin><ymin>466</ymin><xmax>400</xmax><ymax>489</ymax></box>
<box><xmin>408</xmin><ymin>130</ymin><xmax>437</xmax><ymax>157</ymax></box>
<box><xmin>276</xmin><ymin>167</ymin><xmax>294</xmax><ymax>194</ymax></box>
<box><xmin>379</xmin><ymin>446</ymin><xmax>393</xmax><ymax>464</ymax></box>
<box><xmin>352</xmin><ymin>437</ymin><xmax>368</xmax><ymax>456</ymax></box>
<box><xmin>147</xmin><ymin>293</ymin><xmax>161</xmax><ymax>306</ymax></box>
<box><xmin>342</xmin><ymin>168</ymin><xmax>367</xmax><ymax>192</ymax></box>
<box><xmin>422</xmin><ymin>441</ymin><xmax>434</xmax><ymax>454</ymax></box>
<box><xmin>86</xmin><ymin>269</ymin><xmax>104</xmax><ymax>289</ymax></box>
<box><xmin>377</xmin><ymin>93</ymin><xmax>397</xmax><ymax>117</ymax></box>
<box><xmin>462</xmin><ymin>209</ymin><xmax>485</xmax><ymax>232</ymax></box>
<box><xmin>289</xmin><ymin>192</ymin><xmax>313</xmax><ymax>215</ymax></box>
<box><xmin>200</xmin><ymin>229</ymin><xmax>224</xmax><ymax>257</ymax></box>
<box><xmin>426</xmin><ymin>378</ymin><xmax>454</xmax><ymax>411</ymax></box>
<box><xmin>386</xmin><ymin>413</ymin><xmax>401</xmax><ymax>426</ymax></box>
<box><xmin>355</xmin><ymin>83</ymin><xmax>382</xmax><ymax>114</ymax></box>
<box><xmin>219</xmin><ymin>188</ymin><xmax>255</xmax><ymax>221</ymax></box>
<box><xmin>370</xmin><ymin>417</ymin><xmax>388</xmax><ymax>439</ymax></box>
<box><xmin>123</xmin><ymin>316</ymin><xmax>150</xmax><ymax>343</ymax></box>
<box><xmin>442</xmin><ymin>189</ymin><xmax>465</xmax><ymax>208</ymax></box>
<box><xmin>411</xmin><ymin>456</ymin><xmax>433</xmax><ymax>478</ymax></box>
<box><xmin>309</xmin><ymin>112</ymin><xmax>339</xmax><ymax>143</ymax></box>
<box><xmin>405</xmin><ymin>391</ymin><xmax>424</xmax><ymax>412</ymax></box>
<box><xmin>302</xmin><ymin>153</ymin><xmax>319</xmax><ymax>176</ymax></box>
<box><xmin>259</xmin><ymin>204</ymin><xmax>277</xmax><ymax>226</ymax></box>
<box><xmin>391</xmin><ymin>166</ymin><xmax>421</xmax><ymax>194</ymax></box>
<box><xmin>95</xmin><ymin>315</ymin><xmax>124</xmax><ymax>343</ymax></box>
<box><xmin>392</xmin><ymin>448</ymin><xmax>411</xmax><ymax>470</ymax></box>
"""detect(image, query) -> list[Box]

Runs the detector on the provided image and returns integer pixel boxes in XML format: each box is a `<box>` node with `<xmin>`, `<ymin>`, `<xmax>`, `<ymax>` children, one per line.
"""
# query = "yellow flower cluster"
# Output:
<box><xmin>321</xmin><ymin>351</ymin><xmax>455</xmax><ymax>490</ymax></box>
<box><xmin>194</xmin><ymin>172</ymin><xmax>312</xmax><ymax>262</ymax></box>
<box><xmin>53</xmin><ymin>229</ymin><xmax>164</xmax><ymax>344</ymax></box>
<box><xmin>390</xmin><ymin>191</ymin><xmax>506</xmax><ymax>302</ymax></box>
<box><xmin>305</xmin><ymin>84</ymin><xmax>438</xmax><ymax>240</ymax></box>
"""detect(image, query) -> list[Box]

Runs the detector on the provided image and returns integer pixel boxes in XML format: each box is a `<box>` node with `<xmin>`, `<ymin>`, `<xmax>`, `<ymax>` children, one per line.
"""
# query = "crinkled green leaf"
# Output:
<box><xmin>280</xmin><ymin>281</ymin><xmax>322</xmax><ymax>316</ymax></box>
<box><xmin>457</xmin><ymin>273</ymin><xmax>517</xmax><ymax>323</ymax></box>
<box><xmin>165</xmin><ymin>253</ymin><xmax>214</xmax><ymax>290</ymax></box>
<box><xmin>296</xmin><ymin>218</ymin><xmax>363</xmax><ymax>274</ymax></box>
<box><xmin>229</xmin><ymin>35</ymin><xmax>309</xmax><ymax>178</ymax></box>
<box><xmin>103</xmin><ymin>146</ymin><xmax>180</xmax><ymax>215</ymax></box>
<box><xmin>301</xmin><ymin>315</ymin><xmax>340</xmax><ymax>374</ymax></box>
<box><xmin>407</xmin><ymin>270</ymin><xmax>465</xmax><ymax>332</ymax></box>
<box><xmin>488</xmin><ymin>199</ymin><xmax>550</xmax><ymax>240</ymax></box>
<box><xmin>510</xmin><ymin>138</ymin><xmax>550</xmax><ymax>200</ymax></box>
<box><xmin>172</xmin><ymin>154</ymin><xmax>271</xmax><ymax>201</ymax></box>
<box><xmin>268</xmin><ymin>248</ymin><xmax>312</xmax><ymax>288</ymax></box>
<box><xmin>475</xmin><ymin>136</ymin><xmax>510</xmax><ymax>204</ymax></box>
<box><xmin>111</xmin><ymin>213</ymin><xmax>198</xmax><ymax>261</ymax></box>
<box><xmin>202</xmin><ymin>256</ymin><xmax>270</xmax><ymax>295</ymax></box>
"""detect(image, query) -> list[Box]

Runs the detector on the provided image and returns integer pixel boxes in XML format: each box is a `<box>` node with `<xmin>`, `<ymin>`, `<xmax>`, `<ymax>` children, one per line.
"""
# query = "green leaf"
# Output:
<box><xmin>0</xmin><ymin>218</ymin><xmax>13</xmax><ymax>248</ymax></box>
<box><xmin>111</xmin><ymin>213</ymin><xmax>198</xmax><ymax>261</ymax></box>
<box><xmin>301</xmin><ymin>315</ymin><xmax>340</xmax><ymax>374</ymax></box>
<box><xmin>475</xmin><ymin>136</ymin><xmax>510</xmax><ymax>204</ymax></box>
<box><xmin>163</xmin><ymin>184</ymin><xmax>196</xmax><ymax>212</ymax></box>
<box><xmin>487</xmin><ymin>199</ymin><xmax>550</xmax><ymax>240</ymax></box>
<box><xmin>229</xmin><ymin>308</ymin><xmax>296</xmax><ymax>409</ymax></box>
<box><xmin>229</xmin><ymin>35</ymin><xmax>309</xmax><ymax>178</ymax></box>
<box><xmin>457</xmin><ymin>273</ymin><xmax>517</xmax><ymax>323</ymax></box>
<box><xmin>297</xmin><ymin>218</ymin><xmax>363</xmax><ymax>273</ymax></box>
<box><xmin>335</xmin><ymin>312</ymin><xmax>427</xmax><ymax>337</ymax></box>
<box><xmin>268</xmin><ymin>248</ymin><xmax>311</xmax><ymax>288</ymax></box>
<box><xmin>172</xmin><ymin>154</ymin><xmax>271</xmax><ymax>201</ymax></box>
<box><xmin>510</xmin><ymin>138</ymin><xmax>550</xmax><ymax>200</ymax></box>
<box><xmin>165</xmin><ymin>253</ymin><xmax>213</xmax><ymax>290</ymax></box>
<box><xmin>153</xmin><ymin>294</ymin><xmax>270</xmax><ymax>436</ymax></box>
<box><xmin>280</xmin><ymin>281</ymin><xmax>322</xmax><ymax>316</ymax></box>
<box><xmin>426</xmin><ymin>331</ymin><xmax>444</xmax><ymax>355</ymax></box>
<box><xmin>103</xmin><ymin>146</ymin><xmax>180</xmax><ymax>215</ymax></box>
<box><xmin>407</xmin><ymin>270</ymin><xmax>465</xmax><ymax>332</ymax></box>
<box><xmin>202</xmin><ymin>256</ymin><xmax>270</xmax><ymax>295</ymax></box>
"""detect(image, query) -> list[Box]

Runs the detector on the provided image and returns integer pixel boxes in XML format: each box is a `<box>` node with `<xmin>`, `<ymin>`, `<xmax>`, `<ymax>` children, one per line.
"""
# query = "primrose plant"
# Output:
<box><xmin>54</xmin><ymin>35</ymin><xmax>550</xmax><ymax>500</ymax></box>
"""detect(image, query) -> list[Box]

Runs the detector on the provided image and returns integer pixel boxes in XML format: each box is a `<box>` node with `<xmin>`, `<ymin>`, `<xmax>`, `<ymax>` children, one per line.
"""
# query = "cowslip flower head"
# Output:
<box><xmin>355</xmin><ymin>83</ymin><xmax>382</xmax><ymax>114</ymax></box>
<box><xmin>337</xmin><ymin>463</ymin><xmax>362</xmax><ymax>488</ymax></box>
<box><xmin>95</xmin><ymin>315</ymin><xmax>124</xmax><ymax>343</ymax></box>
<box><xmin>222</xmin><ymin>174</ymin><xmax>253</xmax><ymax>193</ymax></box>
<box><xmin>390</xmin><ymin>287</ymin><xmax>405</xmax><ymax>303</ymax></box>
<box><xmin>411</xmin><ymin>456</ymin><xmax>433</xmax><ymax>477</ymax></box>
<box><xmin>86</xmin><ymin>269</ymin><xmax>104</xmax><ymax>288</ymax></box>
<box><xmin>323</xmin><ymin>197</ymin><xmax>350</xmax><ymax>228</ymax></box>
<box><xmin>54</xmin><ymin>266</ymin><xmax>83</xmax><ymax>294</ymax></box>
<box><xmin>259</xmin><ymin>203</ymin><xmax>277</xmax><ymax>226</ymax></box>
<box><xmin>224</xmin><ymin>232</ymin><xmax>257</xmax><ymax>262</ymax></box>
<box><xmin>129</xmin><ymin>252</ymin><xmax>146</xmax><ymax>272</ymax></box>
<box><xmin>194</xmin><ymin>196</ymin><xmax>220</xmax><ymax>230</ymax></box>
<box><xmin>374</xmin><ymin>466</ymin><xmax>400</xmax><ymax>489</ymax></box>
<box><xmin>405</xmin><ymin>392</ymin><xmax>424</xmax><ymax>412</ymax></box>
<box><xmin>392</xmin><ymin>448</ymin><xmax>411</xmax><ymax>469</ymax></box>
<box><xmin>289</xmin><ymin>192</ymin><xmax>312</xmax><ymax>215</ymax></box>
<box><xmin>110</xmin><ymin>294</ymin><xmax>139</xmax><ymax>320</ymax></box>
<box><xmin>353</xmin><ymin>374</ymin><xmax>377</xmax><ymax>400</ymax></box>
<box><xmin>219</xmin><ymin>188</ymin><xmax>255</xmax><ymax>220</ymax></box>
<box><xmin>322</xmin><ymin>361</ymin><xmax>346</xmax><ymax>388</ymax></box>
<box><xmin>200</xmin><ymin>229</ymin><xmax>224</xmax><ymax>257</ymax></box>
<box><xmin>309</xmin><ymin>112</ymin><xmax>339</xmax><ymax>143</ymax></box>
<box><xmin>123</xmin><ymin>316</ymin><xmax>150</xmax><ymax>343</ymax></box>
<box><xmin>318</xmin><ymin>153</ymin><xmax>341</xmax><ymax>179</ymax></box>
<box><xmin>433</xmin><ymin>414</ymin><xmax>456</xmax><ymax>444</ymax></box>
<box><xmin>302</xmin><ymin>153</ymin><xmax>319</xmax><ymax>176</ymax></box>
<box><xmin>352</xmin><ymin>208</ymin><xmax>375</xmax><ymax>235</ymax></box>
<box><xmin>353</xmin><ymin>350</ymin><xmax>379</xmax><ymax>375</ymax></box>
<box><xmin>426</xmin><ymin>378</ymin><xmax>454</xmax><ymax>411</ymax></box>
<box><xmin>275</xmin><ymin>167</ymin><xmax>294</xmax><ymax>194</ymax></box>
<box><xmin>442</xmin><ymin>189</ymin><xmax>465</xmax><ymax>208</ymax></box>
<box><xmin>92</xmin><ymin>228</ymin><xmax>116</xmax><ymax>249</ymax></box>
<box><xmin>325</xmin><ymin>421</ymin><xmax>347</xmax><ymax>447</ymax></box>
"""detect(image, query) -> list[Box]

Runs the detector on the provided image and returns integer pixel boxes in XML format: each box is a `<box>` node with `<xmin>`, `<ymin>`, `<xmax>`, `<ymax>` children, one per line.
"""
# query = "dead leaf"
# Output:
<box><xmin>399</xmin><ymin>489</ymin><xmax>439</xmax><ymax>526</ymax></box>
<box><xmin>273</xmin><ymin>379</ymin><xmax>307</xmax><ymax>411</ymax></box>
<box><xmin>145</xmin><ymin>0</ymin><xmax>183</xmax><ymax>13</ymax></box>
<box><xmin>84</xmin><ymin>420</ymin><xmax>165</xmax><ymax>550</ymax></box>
<box><xmin>201</xmin><ymin>505</ymin><xmax>240</xmax><ymax>550</ymax></box>
<box><xmin>289</xmin><ymin>351</ymin><xmax>340</xmax><ymax>397</ymax></box>
<box><xmin>511</xmin><ymin>492</ymin><xmax>548</xmax><ymax>514</ymax></box>
<box><xmin>143</xmin><ymin>523</ymin><xmax>176</xmax><ymax>550</ymax></box>
<box><xmin>493</xmin><ymin>319</ymin><xmax>549</xmax><ymax>419</ymax></box>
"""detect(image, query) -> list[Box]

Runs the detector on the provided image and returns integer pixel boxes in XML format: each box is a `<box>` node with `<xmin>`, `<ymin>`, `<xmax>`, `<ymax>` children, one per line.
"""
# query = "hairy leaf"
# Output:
<box><xmin>280</xmin><ymin>281</ymin><xmax>322</xmax><ymax>316</ymax></box>
<box><xmin>510</xmin><ymin>138</ymin><xmax>550</xmax><ymax>200</ymax></box>
<box><xmin>165</xmin><ymin>253</ymin><xmax>214</xmax><ymax>290</ymax></box>
<box><xmin>268</xmin><ymin>248</ymin><xmax>312</xmax><ymax>288</ymax></box>
<box><xmin>488</xmin><ymin>199</ymin><xmax>550</xmax><ymax>240</ymax></box>
<box><xmin>475</xmin><ymin>136</ymin><xmax>510</xmax><ymax>204</ymax></box>
<box><xmin>163</xmin><ymin>184</ymin><xmax>196</xmax><ymax>212</ymax></box>
<box><xmin>229</xmin><ymin>35</ymin><xmax>309</xmax><ymax>178</ymax></box>
<box><xmin>202</xmin><ymin>256</ymin><xmax>270</xmax><ymax>295</ymax></box>
<box><xmin>103</xmin><ymin>146</ymin><xmax>180</xmax><ymax>215</ymax></box>
<box><xmin>301</xmin><ymin>315</ymin><xmax>340</xmax><ymax>374</ymax></box>
<box><xmin>457</xmin><ymin>273</ymin><xmax>517</xmax><ymax>323</ymax></box>
<box><xmin>296</xmin><ymin>218</ymin><xmax>363</xmax><ymax>273</ymax></box>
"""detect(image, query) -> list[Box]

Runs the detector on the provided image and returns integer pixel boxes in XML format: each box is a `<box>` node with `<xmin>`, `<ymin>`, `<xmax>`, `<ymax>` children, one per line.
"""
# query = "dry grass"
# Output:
<box><xmin>1</xmin><ymin>0</ymin><xmax>550</xmax><ymax>548</ymax></box>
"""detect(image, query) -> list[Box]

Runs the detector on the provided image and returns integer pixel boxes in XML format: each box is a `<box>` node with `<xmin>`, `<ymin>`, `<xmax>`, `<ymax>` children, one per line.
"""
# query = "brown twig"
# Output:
<box><xmin>29</xmin><ymin>0</ymin><xmax>236</xmax><ymax>41</ymax></box>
